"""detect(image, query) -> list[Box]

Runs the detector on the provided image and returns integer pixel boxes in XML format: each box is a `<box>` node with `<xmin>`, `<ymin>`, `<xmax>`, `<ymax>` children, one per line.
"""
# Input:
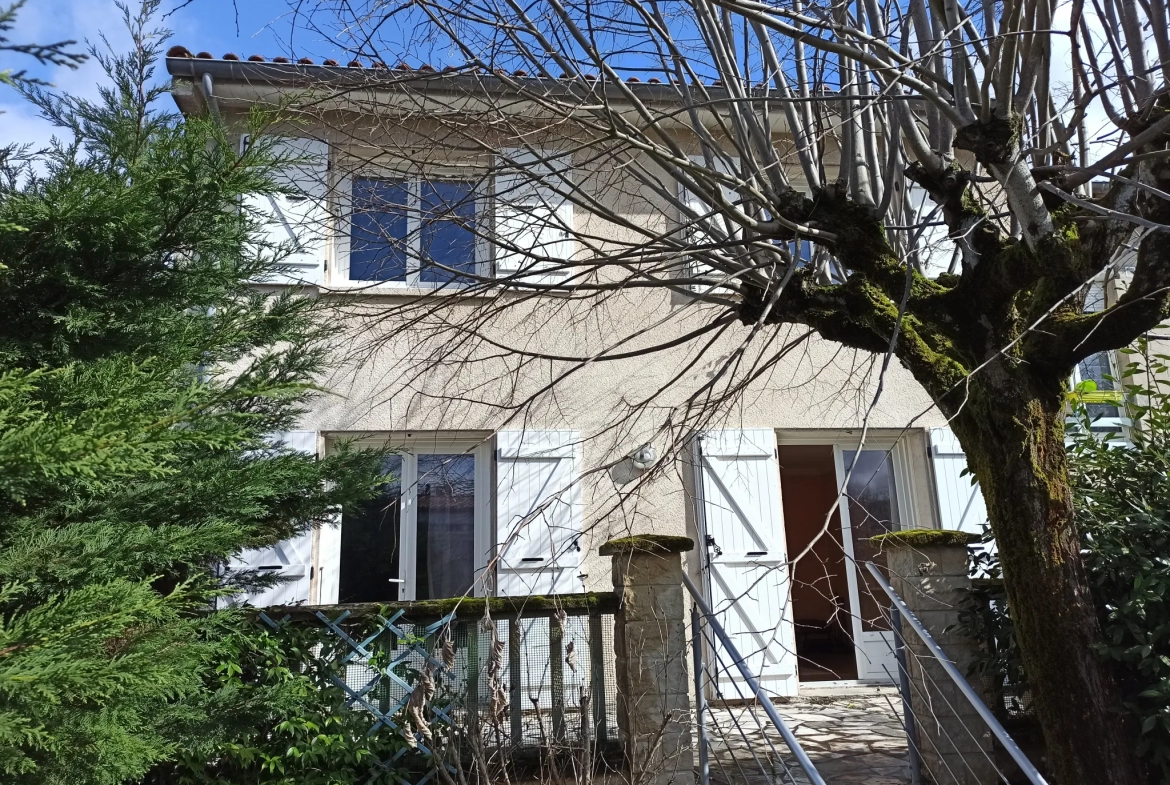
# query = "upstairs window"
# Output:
<box><xmin>1070</xmin><ymin>282</ymin><xmax>1126</xmax><ymax>436</ymax></box>
<box><xmin>349</xmin><ymin>177</ymin><xmax>481</xmax><ymax>285</ymax></box>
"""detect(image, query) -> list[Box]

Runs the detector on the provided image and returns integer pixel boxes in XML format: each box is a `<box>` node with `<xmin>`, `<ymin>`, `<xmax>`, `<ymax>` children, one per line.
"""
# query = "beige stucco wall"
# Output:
<box><xmin>207</xmin><ymin>96</ymin><xmax>950</xmax><ymax>595</ymax></box>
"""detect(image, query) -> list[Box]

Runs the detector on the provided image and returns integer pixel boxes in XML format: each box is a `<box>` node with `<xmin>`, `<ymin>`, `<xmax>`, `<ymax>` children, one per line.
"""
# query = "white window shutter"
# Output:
<box><xmin>243</xmin><ymin>136</ymin><xmax>330</xmax><ymax>286</ymax></box>
<box><xmin>494</xmin><ymin>149</ymin><xmax>574</xmax><ymax>283</ymax></box>
<box><xmin>495</xmin><ymin>430</ymin><xmax>582</xmax><ymax>596</ymax></box>
<box><xmin>928</xmin><ymin>427</ymin><xmax>988</xmax><ymax>534</ymax></box>
<box><xmin>229</xmin><ymin>430</ymin><xmax>317</xmax><ymax>606</ymax></box>
<box><xmin>679</xmin><ymin>155</ymin><xmax>739</xmax><ymax>292</ymax></box>
<box><xmin>696</xmin><ymin>428</ymin><xmax>798</xmax><ymax>696</ymax></box>
<box><xmin>905</xmin><ymin>184</ymin><xmax>957</xmax><ymax>278</ymax></box>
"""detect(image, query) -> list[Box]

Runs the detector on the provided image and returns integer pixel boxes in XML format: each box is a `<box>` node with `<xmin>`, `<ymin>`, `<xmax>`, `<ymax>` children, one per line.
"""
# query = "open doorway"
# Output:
<box><xmin>777</xmin><ymin>445</ymin><xmax>858</xmax><ymax>682</ymax></box>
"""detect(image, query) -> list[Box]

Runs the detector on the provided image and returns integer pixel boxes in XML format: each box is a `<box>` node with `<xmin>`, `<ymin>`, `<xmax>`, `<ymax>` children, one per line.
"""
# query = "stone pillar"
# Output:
<box><xmin>600</xmin><ymin>535</ymin><xmax>695</xmax><ymax>785</ymax></box>
<box><xmin>876</xmin><ymin>530</ymin><xmax>996</xmax><ymax>785</ymax></box>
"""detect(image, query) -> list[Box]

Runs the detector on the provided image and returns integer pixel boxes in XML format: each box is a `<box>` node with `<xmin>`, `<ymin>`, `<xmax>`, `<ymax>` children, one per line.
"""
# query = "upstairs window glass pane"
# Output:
<box><xmin>350</xmin><ymin>178</ymin><xmax>408</xmax><ymax>281</ymax></box>
<box><xmin>1072</xmin><ymin>282</ymin><xmax>1123</xmax><ymax>429</ymax></box>
<box><xmin>420</xmin><ymin>180</ymin><xmax>477</xmax><ymax>284</ymax></box>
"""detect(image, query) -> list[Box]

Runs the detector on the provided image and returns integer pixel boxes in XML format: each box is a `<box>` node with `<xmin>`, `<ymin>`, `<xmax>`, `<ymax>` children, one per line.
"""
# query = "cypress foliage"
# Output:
<box><xmin>0</xmin><ymin>3</ymin><xmax>387</xmax><ymax>782</ymax></box>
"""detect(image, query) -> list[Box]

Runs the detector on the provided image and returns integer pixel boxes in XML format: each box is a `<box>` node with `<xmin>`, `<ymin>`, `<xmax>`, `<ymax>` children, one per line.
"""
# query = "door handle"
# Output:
<box><xmin>747</xmin><ymin>551</ymin><xmax>768</xmax><ymax>557</ymax></box>
<box><xmin>704</xmin><ymin>535</ymin><xmax>722</xmax><ymax>557</ymax></box>
<box><xmin>386</xmin><ymin>578</ymin><xmax>405</xmax><ymax>583</ymax></box>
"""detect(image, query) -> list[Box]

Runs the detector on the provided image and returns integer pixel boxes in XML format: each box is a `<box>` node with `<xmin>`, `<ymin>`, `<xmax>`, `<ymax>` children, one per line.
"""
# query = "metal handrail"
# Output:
<box><xmin>682</xmin><ymin>572</ymin><xmax>828</xmax><ymax>785</ymax></box>
<box><xmin>864</xmin><ymin>561</ymin><xmax>1049</xmax><ymax>785</ymax></box>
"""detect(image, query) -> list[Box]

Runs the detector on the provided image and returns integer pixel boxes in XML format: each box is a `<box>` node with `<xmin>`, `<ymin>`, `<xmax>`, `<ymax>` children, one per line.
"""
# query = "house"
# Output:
<box><xmin>165</xmin><ymin>48</ymin><xmax>1128</xmax><ymax>697</ymax></box>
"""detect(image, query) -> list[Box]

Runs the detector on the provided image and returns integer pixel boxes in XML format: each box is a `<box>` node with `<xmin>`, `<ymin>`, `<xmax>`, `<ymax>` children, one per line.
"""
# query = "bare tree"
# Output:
<box><xmin>231</xmin><ymin>0</ymin><xmax>1170</xmax><ymax>779</ymax></box>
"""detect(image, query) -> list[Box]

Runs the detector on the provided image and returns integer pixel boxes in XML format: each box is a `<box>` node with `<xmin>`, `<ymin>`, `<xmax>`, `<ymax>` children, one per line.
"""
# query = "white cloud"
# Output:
<box><xmin>1</xmin><ymin>0</ymin><xmax>136</xmax><ymax>149</ymax></box>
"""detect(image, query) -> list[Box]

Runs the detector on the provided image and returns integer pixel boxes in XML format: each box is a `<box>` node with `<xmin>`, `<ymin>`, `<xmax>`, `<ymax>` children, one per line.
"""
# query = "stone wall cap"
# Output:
<box><xmin>871</xmin><ymin>528</ymin><xmax>980</xmax><ymax>548</ymax></box>
<box><xmin>600</xmin><ymin>534</ymin><xmax>695</xmax><ymax>556</ymax></box>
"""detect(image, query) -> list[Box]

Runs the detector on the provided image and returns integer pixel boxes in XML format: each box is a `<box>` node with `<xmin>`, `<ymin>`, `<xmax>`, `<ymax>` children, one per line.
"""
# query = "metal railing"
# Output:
<box><xmin>683</xmin><ymin>572</ymin><xmax>828</xmax><ymax>785</ymax></box>
<box><xmin>865</xmin><ymin>561</ymin><xmax>1048</xmax><ymax>785</ymax></box>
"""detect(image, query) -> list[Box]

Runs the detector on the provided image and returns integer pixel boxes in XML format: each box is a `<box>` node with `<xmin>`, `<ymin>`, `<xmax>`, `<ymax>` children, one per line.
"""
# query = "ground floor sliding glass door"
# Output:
<box><xmin>316</xmin><ymin>436</ymin><xmax>493</xmax><ymax>604</ymax></box>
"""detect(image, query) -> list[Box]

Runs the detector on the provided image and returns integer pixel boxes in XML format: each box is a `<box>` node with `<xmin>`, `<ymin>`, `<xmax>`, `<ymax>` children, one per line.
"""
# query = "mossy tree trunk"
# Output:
<box><xmin>952</xmin><ymin>367</ymin><xmax>1145</xmax><ymax>784</ymax></box>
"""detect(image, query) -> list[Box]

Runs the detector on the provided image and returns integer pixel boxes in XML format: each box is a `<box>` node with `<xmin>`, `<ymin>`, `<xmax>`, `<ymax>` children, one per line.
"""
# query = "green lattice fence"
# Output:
<box><xmin>259</xmin><ymin>594</ymin><xmax>622</xmax><ymax>783</ymax></box>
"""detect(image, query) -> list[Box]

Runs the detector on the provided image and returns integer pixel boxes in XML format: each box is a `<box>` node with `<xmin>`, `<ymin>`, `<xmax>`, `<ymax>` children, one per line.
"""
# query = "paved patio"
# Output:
<box><xmin>705</xmin><ymin>686</ymin><xmax>911</xmax><ymax>785</ymax></box>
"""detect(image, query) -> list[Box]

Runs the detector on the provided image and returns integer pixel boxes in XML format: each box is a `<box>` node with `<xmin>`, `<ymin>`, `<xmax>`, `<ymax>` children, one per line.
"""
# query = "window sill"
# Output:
<box><xmin>318</xmin><ymin>278</ymin><xmax>577</xmax><ymax>299</ymax></box>
<box><xmin>251</xmin><ymin>279</ymin><xmax>575</xmax><ymax>299</ymax></box>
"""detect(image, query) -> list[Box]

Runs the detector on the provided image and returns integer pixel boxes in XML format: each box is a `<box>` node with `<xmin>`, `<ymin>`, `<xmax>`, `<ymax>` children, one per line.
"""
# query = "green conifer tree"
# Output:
<box><xmin>0</xmin><ymin>4</ymin><xmax>388</xmax><ymax>782</ymax></box>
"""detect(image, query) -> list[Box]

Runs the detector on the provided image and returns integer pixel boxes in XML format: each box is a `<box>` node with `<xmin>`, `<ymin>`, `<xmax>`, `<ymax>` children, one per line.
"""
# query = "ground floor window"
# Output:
<box><xmin>329</xmin><ymin>440</ymin><xmax>491</xmax><ymax>603</ymax></box>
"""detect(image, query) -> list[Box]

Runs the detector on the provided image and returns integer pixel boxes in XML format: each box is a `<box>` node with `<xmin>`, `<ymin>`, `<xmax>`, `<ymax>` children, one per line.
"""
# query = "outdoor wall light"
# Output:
<box><xmin>630</xmin><ymin>443</ymin><xmax>658</xmax><ymax>470</ymax></box>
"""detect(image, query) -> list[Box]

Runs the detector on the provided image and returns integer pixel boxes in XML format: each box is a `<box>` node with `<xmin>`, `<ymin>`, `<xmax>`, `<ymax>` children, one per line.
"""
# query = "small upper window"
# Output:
<box><xmin>1069</xmin><ymin>281</ymin><xmax>1125</xmax><ymax>436</ymax></box>
<box><xmin>350</xmin><ymin>177</ymin><xmax>479</xmax><ymax>285</ymax></box>
<box><xmin>1074</xmin><ymin>351</ymin><xmax>1122</xmax><ymax>424</ymax></box>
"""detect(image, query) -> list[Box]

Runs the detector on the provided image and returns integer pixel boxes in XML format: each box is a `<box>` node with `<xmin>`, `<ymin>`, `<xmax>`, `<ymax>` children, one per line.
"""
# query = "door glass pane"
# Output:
<box><xmin>843</xmin><ymin>450</ymin><xmax>900</xmax><ymax>632</ymax></box>
<box><xmin>416</xmin><ymin>453</ymin><xmax>476</xmax><ymax>600</ymax></box>
<box><xmin>351</xmin><ymin>178</ymin><xmax>409</xmax><ymax>281</ymax></box>
<box><xmin>420</xmin><ymin>181</ymin><xmax>477</xmax><ymax>284</ymax></box>
<box><xmin>339</xmin><ymin>455</ymin><xmax>402</xmax><ymax>602</ymax></box>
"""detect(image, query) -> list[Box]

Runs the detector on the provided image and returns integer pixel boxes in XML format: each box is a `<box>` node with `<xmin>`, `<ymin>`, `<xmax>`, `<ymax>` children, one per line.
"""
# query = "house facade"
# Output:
<box><xmin>166</xmin><ymin>49</ymin><xmax>1124</xmax><ymax>697</ymax></box>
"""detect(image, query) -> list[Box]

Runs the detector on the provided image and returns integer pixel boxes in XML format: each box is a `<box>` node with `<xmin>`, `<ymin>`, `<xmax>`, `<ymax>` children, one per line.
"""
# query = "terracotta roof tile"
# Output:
<box><xmin>163</xmin><ymin>46</ymin><xmax>717</xmax><ymax>89</ymax></box>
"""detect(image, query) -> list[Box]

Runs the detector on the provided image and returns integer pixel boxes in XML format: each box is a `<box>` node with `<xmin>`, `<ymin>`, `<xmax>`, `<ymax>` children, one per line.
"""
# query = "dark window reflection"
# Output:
<box><xmin>351</xmin><ymin>178</ymin><xmax>409</xmax><ymax>281</ymax></box>
<box><xmin>844</xmin><ymin>450</ymin><xmax>899</xmax><ymax>632</ymax></box>
<box><xmin>420</xmin><ymin>181</ymin><xmax>477</xmax><ymax>284</ymax></box>
<box><xmin>416</xmin><ymin>454</ymin><xmax>476</xmax><ymax>600</ymax></box>
<box><xmin>339</xmin><ymin>455</ymin><xmax>402</xmax><ymax>603</ymax></box>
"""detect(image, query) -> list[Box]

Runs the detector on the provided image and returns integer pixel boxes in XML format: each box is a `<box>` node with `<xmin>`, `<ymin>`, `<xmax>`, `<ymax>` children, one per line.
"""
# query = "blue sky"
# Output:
<box><xmin>2</xmin><ymin>0</ymin><xmax>1116</xmax><ymax>165</ymax></box>
<box><xmin>1</xmin><ymin>0</ymin><xmax>368</xmax><ymax>146</ymax></box>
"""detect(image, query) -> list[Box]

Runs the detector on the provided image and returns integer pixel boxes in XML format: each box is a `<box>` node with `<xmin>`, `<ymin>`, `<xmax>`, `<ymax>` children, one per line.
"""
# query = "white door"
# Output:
<box><xmin>835</xmin><ymin>447</ymin><xmax>900</xmax><ymax>682</ymax></box>
<box><xmin>319</xmin><ymin>439</ymin><xmax>492</xmax><ymax>604</ymax></box>
<box><xmin>697</xmin><ymin>429</ymin><xmax>798</xmax><ymax>698</ymax></box>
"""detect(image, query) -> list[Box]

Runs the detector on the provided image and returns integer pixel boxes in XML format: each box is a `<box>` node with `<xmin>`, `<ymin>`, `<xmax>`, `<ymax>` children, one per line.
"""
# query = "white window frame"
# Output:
<box><xmin>1070</xmin><ymin>349</ymin><xmax>1129</xmax><ymax>436</ymax></box>
<box><xmin>332</xmin><ymin>172</ymin><xmax>491</xmax><ymax>290</ymax></box>
<box><xmin>1067</xmin><ymin>280</ymin><xmax>1130</xmax><ymax>437</ymax></box>
<box><xmin>316</xmin><ymin>434</ymin><xmax>493</xmax><ymax>603</ymax></box>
